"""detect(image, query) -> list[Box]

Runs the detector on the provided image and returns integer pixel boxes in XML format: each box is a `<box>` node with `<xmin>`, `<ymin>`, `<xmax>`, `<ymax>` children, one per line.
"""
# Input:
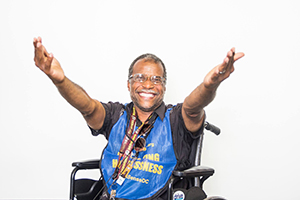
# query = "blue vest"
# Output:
<box><xmin>101</xmin><ymin>108</ymin><xmax>177</xmax><ymax>199</ymax></box>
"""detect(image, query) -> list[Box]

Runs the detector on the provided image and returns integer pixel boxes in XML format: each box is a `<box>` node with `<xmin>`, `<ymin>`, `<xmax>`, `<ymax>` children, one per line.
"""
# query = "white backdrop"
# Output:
<box><xmin>1</xmin><ymin>0</ymin><xmax>300</xmax><ymax>199</ymax></box>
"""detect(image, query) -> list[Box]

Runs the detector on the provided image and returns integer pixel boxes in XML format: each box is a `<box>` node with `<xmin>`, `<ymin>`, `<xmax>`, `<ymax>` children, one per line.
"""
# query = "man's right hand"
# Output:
<box><xmin>33</xmin><ymin>37</ymin><xmax>65</xmax><ymax>84</ymax></box>
<box><xmin>33</xmin><ymin>37</ymin><xmax>106</xmax><ymax>130</ymax></box>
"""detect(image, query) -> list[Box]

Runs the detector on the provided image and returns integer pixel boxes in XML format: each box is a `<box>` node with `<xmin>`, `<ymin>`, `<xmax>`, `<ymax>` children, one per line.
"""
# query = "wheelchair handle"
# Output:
<box><xmin>204</xmin><ymin>121</ymin><xmax>221</xmax><ymax>135</ymax></box>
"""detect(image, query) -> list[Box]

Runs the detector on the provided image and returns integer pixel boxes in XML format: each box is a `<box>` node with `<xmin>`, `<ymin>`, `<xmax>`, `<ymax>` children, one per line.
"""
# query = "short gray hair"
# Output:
<box><xmin>128</xmin><ymin>53</ymin><xmax>167</xmax><ymax>83</ymax></box>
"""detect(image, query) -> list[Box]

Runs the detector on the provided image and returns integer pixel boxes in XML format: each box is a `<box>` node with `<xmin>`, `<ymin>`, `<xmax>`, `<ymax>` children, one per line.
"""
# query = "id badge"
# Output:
<box><xmin>116</xmin><ymin>176</ymin><xmax>125</xmax><ymax>185</ymax></box>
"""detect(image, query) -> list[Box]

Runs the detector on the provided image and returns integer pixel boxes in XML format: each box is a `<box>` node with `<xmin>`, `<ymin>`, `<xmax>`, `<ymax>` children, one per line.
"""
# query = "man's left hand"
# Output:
<box><xmin>203</xmin><ymin>47</ymin><xmax>245</xmax><ymax>90</ymax></box>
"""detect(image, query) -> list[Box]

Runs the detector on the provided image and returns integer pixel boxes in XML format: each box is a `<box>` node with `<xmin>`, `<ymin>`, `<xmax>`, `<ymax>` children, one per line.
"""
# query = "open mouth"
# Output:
<box><xmin>138</xmin><ymin>92</ymin><xmax>156</xmax><ymax>98</ymax></box>
<box><xmin>137</xmin><ymin>89</ymin><xmax>158</xmax><ymax>99</ymax></box>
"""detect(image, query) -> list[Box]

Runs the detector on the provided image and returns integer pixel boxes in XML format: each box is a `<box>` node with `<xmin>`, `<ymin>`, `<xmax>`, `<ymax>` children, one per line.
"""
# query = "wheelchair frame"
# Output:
<box><xmin>70</xmin><ymin>122</ymin><xmax>226</xmax><ymax>200</ymax></box>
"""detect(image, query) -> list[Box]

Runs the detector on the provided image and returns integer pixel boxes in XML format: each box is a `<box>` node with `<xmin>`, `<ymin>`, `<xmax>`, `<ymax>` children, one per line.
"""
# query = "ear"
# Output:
<box><xmin>127</xmin><ymin>80</ymin><xmax>130</xmax><ymax>91</ymax></box>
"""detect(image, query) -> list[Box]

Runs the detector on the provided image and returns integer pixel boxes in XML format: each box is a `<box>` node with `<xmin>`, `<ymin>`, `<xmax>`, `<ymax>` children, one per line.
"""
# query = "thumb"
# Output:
<box><xmin>234</xmin><ymin>52</ymin><xmax>245</xmax><ymax>62</ymax></box>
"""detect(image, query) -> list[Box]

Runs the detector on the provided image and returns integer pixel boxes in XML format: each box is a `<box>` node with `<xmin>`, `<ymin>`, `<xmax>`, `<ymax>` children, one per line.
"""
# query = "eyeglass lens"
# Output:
<box><xmin>131</xmin><ymin>74</ymin><xmax>164</xmax><ymax>84</ymax></box>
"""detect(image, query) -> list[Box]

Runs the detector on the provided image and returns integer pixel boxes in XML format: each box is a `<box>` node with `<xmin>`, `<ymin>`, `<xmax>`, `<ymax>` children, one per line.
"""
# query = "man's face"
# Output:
<box><xmin>128</xmin><ymin>59</ymin><xmax>166</xmax><ymax>113</ymax></box>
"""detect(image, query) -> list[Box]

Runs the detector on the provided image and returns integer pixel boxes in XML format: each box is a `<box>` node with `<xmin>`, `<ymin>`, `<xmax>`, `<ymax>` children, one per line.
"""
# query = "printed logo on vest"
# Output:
<box><xmin>173</xmin><ymin>190</ymin><xmax>185</xmax><ymax>200</ymax></box>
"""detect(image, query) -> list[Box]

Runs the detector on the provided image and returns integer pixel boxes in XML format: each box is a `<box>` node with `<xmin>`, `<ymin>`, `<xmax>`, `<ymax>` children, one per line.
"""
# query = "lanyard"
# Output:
<box><xmin>112</xmin><ymin>107</ymin><xmax>154</xmax><ymax>182</ymax></box>
<box><xmin>108</xmin><ymin>107</ymin><xmax>156</xmax><ymax>200</ymax></box>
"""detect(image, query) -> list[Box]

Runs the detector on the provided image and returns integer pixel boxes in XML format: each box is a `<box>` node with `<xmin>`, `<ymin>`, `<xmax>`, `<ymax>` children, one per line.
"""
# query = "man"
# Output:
<box><xmin>33</xmin><ymin>37</ymin><xmax>244</xmax><ymax>200</ymax></box>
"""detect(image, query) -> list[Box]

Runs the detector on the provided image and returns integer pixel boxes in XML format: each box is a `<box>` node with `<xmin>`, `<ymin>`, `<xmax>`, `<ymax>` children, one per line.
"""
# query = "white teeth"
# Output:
<box><xmin>139</xmin><ymin>93</ymin><xmax>154</xmax><ymax>98</ymax></box>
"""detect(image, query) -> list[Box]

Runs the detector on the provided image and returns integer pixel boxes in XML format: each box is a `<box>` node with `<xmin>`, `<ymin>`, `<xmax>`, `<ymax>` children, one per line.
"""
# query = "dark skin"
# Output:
<box><xmin>33</xmin><ymin>36</ymin><xmax>244</xmax><ymax>133</ymax></box>
<box><xmin>127</xmin><ymin>59</ymin><xmax>166</xmax><ymax>122</ymax></box>
<box><xmin>183</xmin><ymin>48</ymin><xmax>243</xmax><ymax>132</ymax></box>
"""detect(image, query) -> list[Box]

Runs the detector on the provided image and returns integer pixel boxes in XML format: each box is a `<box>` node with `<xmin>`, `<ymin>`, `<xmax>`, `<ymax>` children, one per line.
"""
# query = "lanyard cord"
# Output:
<box><xmin>93</xmin><ymin>107</ymin><xmax>157</xmax><ymax>200</ymax></box>
<box><xmin>113</xmin><ymin>107</ymin><xmax>155</xmax><ymax>180</ymax></box>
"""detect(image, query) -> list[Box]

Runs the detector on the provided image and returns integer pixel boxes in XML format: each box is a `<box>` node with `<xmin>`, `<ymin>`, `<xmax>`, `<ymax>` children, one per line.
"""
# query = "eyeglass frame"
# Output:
<box><xmin>129</xmin><ymin>73</ymin><xmax>166</xmax><ymax>85</ymax></box>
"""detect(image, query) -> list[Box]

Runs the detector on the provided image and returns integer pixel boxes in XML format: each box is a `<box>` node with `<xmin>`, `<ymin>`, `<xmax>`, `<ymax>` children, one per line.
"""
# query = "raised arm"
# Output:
<box><xmin>33</xmin><ymin>37</ymin><xmax>105</xmax><ymax>130</ymax></box>
<box><xmin>182</xmin><ymin>48</ymin><xmax>245</xmax><ymax>133</ymax></box>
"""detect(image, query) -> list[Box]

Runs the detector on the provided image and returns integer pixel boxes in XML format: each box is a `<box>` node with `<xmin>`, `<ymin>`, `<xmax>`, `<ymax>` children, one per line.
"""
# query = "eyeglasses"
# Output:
<box><xmin>129</xmin><ymin>73</ymin><xmax>165</xmax><ymax>85</ymax></box>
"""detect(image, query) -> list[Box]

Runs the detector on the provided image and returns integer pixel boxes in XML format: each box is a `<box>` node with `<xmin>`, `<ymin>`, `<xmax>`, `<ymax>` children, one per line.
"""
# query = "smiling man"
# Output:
<box><xmin>33</xmin><ymin>37</ymin><xmax>244</xmax><ymax>200</ymax></box>
<box><xmin>128</xmin><ymin>54</ymin><xmax>166</xmax><ymax>119</ymax></box>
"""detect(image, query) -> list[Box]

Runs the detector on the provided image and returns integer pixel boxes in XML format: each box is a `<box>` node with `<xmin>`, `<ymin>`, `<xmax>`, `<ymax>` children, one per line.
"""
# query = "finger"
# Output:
<box><xmin>45</xmin><ymin>53</ymin><xmax>54</xmax><ymax>67</ymax></box>
<box><xmin>42</xmin><ymin>45</ymin><xmax>50</xmax><ymax>57</ymax></box>
<box><xmin>35</xmin><ymin>40</ymin><xmax>51</xmax><ymax>60</ymax></box>
<box><xmin>34</xmin><ymin>37</ymin><xmax>43</xmax><ymax>48</ymax></box>
<box><xmin>234</xmin><ymin>52</ymin><xmax>245</xmax><ymax>62</ymax></box>
<box><xmin>217</xmin><ymin>49</ymin><xmax>233</xmax><ymax>74</ymax></box>
<box><xmin>33</xmin><ymin>38</ymin><xmax>37</xmax><ymax>48</ymax></box>
<box><xmin>34</xmin><ymin>41</ymin><xmax>44</xmax><ymax>60</ymax></box>
<box><xmin>33</xmin><ymin>37</ymin><xmax>42</xmax><ymax>47</ymax></box>
<box><xmin>38</xmin><ymin>53</ymin><xmax>54</xmax><ymax>72</ymax></box>
<box><xmin>34</xmin><ymin>41</ymin><xmax>52</xmax><ymax>69</ymax></box>
<box><xmin>226</xmin><ymin>51</ymin><xmax>235</xmax><ymax>68</ymax></box>
<box><xmin>216</xmin><ymin>58</ymin><xmax>227</xmax><ymax>75</ymax></box>
<box><xmin>33</xmin><ymin>37</ymin><xmax>43</xmax><ymax>56</ymax></box>
<box><xmin>230</xmin><ymin>47</ymin><xmax>235</xmax><ymax>53</ymax></box>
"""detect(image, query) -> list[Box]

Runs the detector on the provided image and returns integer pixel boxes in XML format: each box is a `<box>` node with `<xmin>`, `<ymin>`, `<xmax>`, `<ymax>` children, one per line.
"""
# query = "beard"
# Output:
<box><xmin>130</xmin><ymin>91</ymin><xmax>164</xmax><ymax>112</ymax></box>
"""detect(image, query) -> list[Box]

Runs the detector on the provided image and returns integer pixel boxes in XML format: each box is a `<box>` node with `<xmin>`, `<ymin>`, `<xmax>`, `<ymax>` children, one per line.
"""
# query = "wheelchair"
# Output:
<box><xmin>70</xmin><ymin>122</ymin><xmax>226</xmax><ymax>200</ymax></box>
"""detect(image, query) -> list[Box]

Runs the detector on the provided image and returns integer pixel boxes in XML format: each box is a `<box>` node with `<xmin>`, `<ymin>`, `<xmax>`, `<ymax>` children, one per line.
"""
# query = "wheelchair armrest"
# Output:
<box><xmin>70</xmin><ymin>159</ymin><xmax>101</xmax><ymax>200</ymax></box>
<box><xmin>173</xmin><ymin>165</ymin><xmax>214</xmax><ymax>177</ymax></box>
<box><xmin>72</xmin><ymin>159</ymin><xmax>100</xmax><ymax>170</ymax></box>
